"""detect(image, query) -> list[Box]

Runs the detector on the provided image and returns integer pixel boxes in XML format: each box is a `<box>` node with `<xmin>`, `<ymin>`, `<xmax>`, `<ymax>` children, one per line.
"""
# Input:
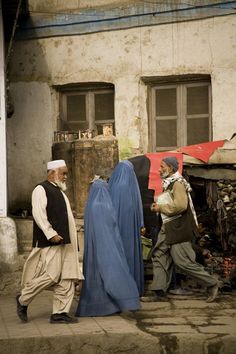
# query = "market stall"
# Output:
<box><xmin>129</xmin><ymin>135</ymin><xmax>236</xmax><ymax>291</ymax></box>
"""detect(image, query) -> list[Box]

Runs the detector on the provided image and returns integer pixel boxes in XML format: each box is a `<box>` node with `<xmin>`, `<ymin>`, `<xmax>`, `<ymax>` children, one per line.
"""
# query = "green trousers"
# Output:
<box><xmin>150</xmin><ymin>229</ymin><xmax>217</xmax><ymax>293</ymax></box>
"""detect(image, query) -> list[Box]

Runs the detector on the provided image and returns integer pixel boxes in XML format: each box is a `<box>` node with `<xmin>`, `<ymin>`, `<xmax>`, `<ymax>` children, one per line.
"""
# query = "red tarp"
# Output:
<box><xmin>146</xmin><ymin>140</ymin><xmax>225</xmax><ymax>196</ymax></box>
<box><xmin>178</xmin><ymin>140</ymin><xmax>225</xmax><ymax>163</ymax></box>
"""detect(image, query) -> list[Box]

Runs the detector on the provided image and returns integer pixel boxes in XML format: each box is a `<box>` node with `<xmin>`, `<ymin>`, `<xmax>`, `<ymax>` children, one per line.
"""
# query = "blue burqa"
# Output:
<box><xmin>108</xmin><ymin>160</ymin><xmax>145</xmax><ymax>296</ymax></box>
<box><xmin>76</xmin><ymin>179</ymin><xmax>140</xmax><ymax>317</ymax></box>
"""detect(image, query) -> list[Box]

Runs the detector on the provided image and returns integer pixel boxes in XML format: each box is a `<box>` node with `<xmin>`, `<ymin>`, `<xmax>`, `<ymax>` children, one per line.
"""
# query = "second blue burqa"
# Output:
<box><xmin>76</xmin><ymin>179</ymin><xmax>140</xmax><ymax>317</ymax></box>
<box><xmin>108</xmin><ymin>160</ymin><xmax>145</xmax><ymax>296</ymax></box>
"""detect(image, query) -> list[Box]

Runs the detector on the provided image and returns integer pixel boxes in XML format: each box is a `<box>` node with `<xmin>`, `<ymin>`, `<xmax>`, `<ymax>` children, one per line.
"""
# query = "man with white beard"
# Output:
<box><xmin>148</xmin><ymin>156</ymin><xmax>218</xmax><ymax>303</ymax></box>
<box><xmin>16</xmin><ymin>160</ymin><xmax>83</xmax><ymax>324</ymax></box>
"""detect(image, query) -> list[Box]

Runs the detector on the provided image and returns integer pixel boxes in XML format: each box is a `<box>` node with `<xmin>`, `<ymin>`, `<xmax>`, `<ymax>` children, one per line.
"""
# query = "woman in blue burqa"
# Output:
<box><xmin>76</xmin><ymin>178</ymin><xmax>140</xmax><ymax>317</ymax></box>
<box><xmin>108</xmin><ymin>160</ymin><xmax>145</xmax><ymax>296</ymax></box>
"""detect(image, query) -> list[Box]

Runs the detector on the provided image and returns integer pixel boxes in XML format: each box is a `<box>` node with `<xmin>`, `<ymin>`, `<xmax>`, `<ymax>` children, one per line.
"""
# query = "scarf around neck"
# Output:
<box><xmin>162</xmin><ymin>171</ymin><xmax>198</xmax><ymax>226</ymax></box>
<box><xmin>162</xmin><ymin>171</ymin><xmax>192</xmax><ymax>192</ymax></box>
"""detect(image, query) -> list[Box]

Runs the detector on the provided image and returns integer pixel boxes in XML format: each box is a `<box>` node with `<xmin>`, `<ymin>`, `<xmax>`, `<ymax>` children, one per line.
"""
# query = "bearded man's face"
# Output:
<box><xmin>159</xmin><ymin>161</ymin><xmax>172</xmax><ymax>179</ymax></box>
<box><xmin>54</xmin><ymin>166</ymin><xmax>68</xmax><ymax>191</ymax></box>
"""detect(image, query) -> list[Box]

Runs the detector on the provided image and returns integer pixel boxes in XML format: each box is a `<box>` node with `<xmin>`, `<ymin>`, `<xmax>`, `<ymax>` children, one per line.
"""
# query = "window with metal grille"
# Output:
<box><xmin>149</xmin><ymin>80</ymin><xmax>211</xmax><ymax>151</ymax></box>
<box><xmin>59</xmin><ymin>83</ymin><xmax>115</xmax><ymax>135</ymax></box>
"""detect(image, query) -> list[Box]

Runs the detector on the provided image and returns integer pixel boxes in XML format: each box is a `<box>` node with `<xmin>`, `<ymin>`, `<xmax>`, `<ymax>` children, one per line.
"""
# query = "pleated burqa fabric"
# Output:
<box><xmin>76</xmin><ymin>179</ymin><xmax>140</xmax><ymax>317</ymax></box>
<box><xmin>108</xmin><ymin>160</ymin><xmax>145</xmax><ymax>296</ymax></box>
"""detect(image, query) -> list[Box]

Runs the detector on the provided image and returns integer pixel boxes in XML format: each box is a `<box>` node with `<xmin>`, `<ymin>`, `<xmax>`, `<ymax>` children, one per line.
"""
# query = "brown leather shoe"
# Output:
<box><xmin>16</xmin><ymin>295</ymin><xmax>28</xmax><ymax>322</ymax></box>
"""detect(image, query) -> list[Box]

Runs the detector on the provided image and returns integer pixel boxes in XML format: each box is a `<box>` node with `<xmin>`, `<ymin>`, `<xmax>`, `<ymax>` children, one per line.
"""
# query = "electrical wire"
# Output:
<box><xmin>6</xmin><ymin>0</ymin><xmax>22</xmax><ymax>69</ymax></box>
<box><xmin>20</xmin><ymin>1</ymin><xmax>236</xmax><ymax>32</ymax></box>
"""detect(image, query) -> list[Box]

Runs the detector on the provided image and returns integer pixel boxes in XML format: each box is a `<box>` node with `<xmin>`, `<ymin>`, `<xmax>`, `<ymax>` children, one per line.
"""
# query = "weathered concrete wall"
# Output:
<box><xmin>28</xmin><ymin>0</ymin><xmax>148</xmax><ymax>12</ymax></box>
<box><xmin>27</xmin><ymin>0</ymin><xmax>223</xmax><ymax>12</ymax></box>
<box><xmin>0</xmin><ymin>217</ymin><xmax>18</xmax><ymax>270</ymax></box>
<box><xmin>7</xmin><ymin>14</ymin><xmax>236</xmax><ymax>208</ymax></box>
<box><xmin>6</xmin><ymin>82</ymin><xmax>57</xmax><ymax>211</ymax></box>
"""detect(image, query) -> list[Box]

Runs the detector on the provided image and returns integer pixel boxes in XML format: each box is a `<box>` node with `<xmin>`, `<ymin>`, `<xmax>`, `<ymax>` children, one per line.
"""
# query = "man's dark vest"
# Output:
<box><xmin>164</xmin><ymin>181</ymin><xmax>199</xmax><ymax>245</ymax></box>
<box><xmin>32</xmin><ymin>180</ymin><xmax>71</xmax><ymax>248</ymax></box>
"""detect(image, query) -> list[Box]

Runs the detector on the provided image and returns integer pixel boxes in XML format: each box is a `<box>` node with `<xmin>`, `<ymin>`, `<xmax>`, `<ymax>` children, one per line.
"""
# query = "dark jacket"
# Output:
<box><xmin>164</xmin><ymin>182</ymin><xmax>198</xmax><ymax>245</ymax></box>
<box><xmin>32</xmin><ymin>180</ymin><xmax>71</xmax><ymax>248</ymax></box>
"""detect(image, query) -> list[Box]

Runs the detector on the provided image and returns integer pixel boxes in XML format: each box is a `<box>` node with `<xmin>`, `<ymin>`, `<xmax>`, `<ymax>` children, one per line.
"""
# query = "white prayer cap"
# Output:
<box><xmin>47</xmin><ymin>159</ymin><xmax>66</xmax><ymax>170</ymax></box>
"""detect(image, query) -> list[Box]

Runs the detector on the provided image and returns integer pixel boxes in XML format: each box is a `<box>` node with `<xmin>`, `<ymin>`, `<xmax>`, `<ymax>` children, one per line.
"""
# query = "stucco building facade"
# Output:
<box><xmin>4</xmin><ymin>0</ymin><xmax>236</xmax><ymax>211</ymax></box>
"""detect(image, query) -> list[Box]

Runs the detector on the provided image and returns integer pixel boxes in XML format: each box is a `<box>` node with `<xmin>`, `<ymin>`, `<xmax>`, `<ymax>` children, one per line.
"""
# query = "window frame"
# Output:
<box><xmin>58</xmin><ymin>84</ymin><xmax>115</xmax><ymax>133</ymax></box>
<box><xmin>148</xmin><ymin>80</ymin><xmax>212</xmax><ymax>152</ymax></box>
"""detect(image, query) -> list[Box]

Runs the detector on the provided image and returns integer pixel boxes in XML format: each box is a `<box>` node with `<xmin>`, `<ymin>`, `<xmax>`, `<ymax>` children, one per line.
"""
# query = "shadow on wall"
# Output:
<box><xmin>6</xmin><ymin>36</ymin><xmax>54</xmax><ymax>216</ymax></box>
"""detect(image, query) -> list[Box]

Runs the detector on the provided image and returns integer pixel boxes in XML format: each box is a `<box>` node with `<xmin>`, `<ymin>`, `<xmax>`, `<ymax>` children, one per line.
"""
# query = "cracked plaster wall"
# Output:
<box><xmin>7</xmin><ymin>14</ymin><xmax>236</xmax><ymax>208</ymax></box>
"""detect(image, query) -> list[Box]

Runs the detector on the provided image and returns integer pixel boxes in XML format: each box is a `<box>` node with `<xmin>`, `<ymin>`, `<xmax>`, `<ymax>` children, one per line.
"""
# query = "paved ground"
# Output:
<box><xmin>0</xmin><ymin>290</ymin><xmax>236</xmax><ymax>354</ymax></box>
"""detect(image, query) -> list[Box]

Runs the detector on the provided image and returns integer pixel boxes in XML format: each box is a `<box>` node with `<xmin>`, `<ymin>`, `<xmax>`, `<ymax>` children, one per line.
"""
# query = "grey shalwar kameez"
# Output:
<box><xmin>150</xmin><ymin>180</ymin><xmax>217</xmax><ymax>293</ymax></box>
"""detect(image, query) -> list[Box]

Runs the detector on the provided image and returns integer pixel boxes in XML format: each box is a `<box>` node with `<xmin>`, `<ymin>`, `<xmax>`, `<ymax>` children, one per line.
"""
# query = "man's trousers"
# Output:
<box><xmin>150</xmin><ymin>229</ymin><xmax>217</xmax><ymax>293</ymax></box>
<box><xmin>19</xmin><ymin>246</ymin><xmax>75</xmax><ymax>314</ymax></box>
